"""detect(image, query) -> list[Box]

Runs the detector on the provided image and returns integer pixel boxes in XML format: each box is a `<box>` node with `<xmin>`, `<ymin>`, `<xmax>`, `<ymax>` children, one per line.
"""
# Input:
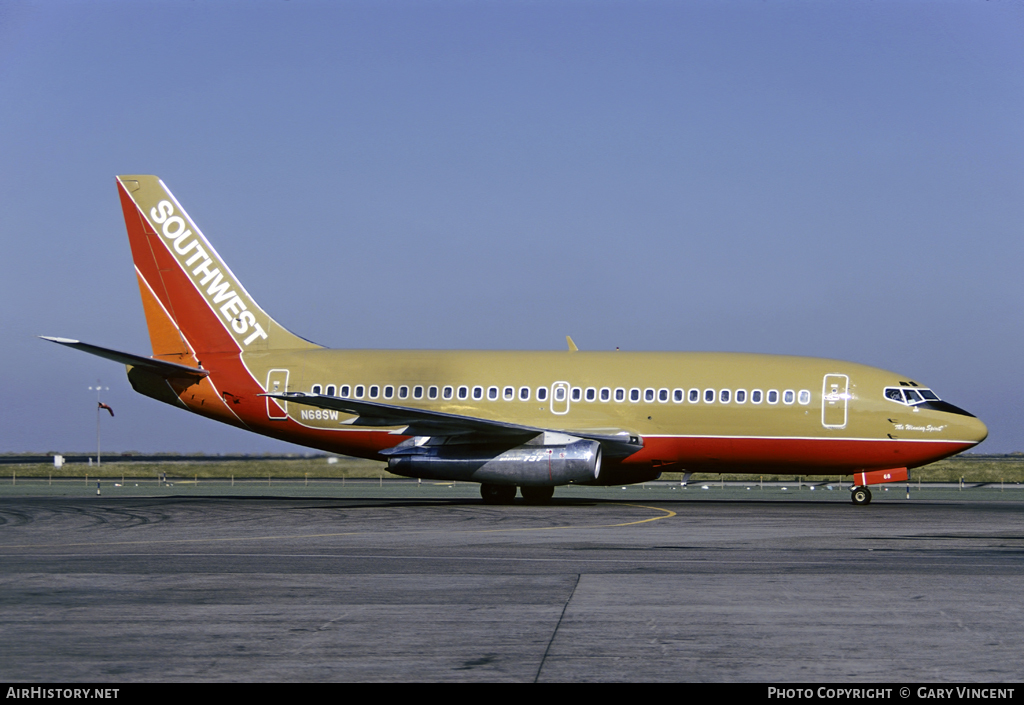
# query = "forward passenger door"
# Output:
<box><xmin>822</xmin><ymin>374</ymin><xmax>849</xmax><ymax>429</ymax></box>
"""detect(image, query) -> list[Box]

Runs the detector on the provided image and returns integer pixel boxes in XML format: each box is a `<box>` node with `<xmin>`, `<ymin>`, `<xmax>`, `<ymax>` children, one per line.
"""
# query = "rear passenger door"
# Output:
<box><xmin>266</xmin><ymin>369</ymin><xmax>290</xmax><ymax>420</ymax></box>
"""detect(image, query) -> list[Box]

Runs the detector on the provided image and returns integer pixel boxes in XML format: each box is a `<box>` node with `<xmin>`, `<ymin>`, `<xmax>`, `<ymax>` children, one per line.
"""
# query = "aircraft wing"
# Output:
<box><xmin>39</xmin><ymin>337</ymin><xmax>209</xmax><ymax>380</ymax></box>
<box><xmin>262</xmin><ymin>391</ymin><xmax>643</xmax><ymax>458</ymax></box>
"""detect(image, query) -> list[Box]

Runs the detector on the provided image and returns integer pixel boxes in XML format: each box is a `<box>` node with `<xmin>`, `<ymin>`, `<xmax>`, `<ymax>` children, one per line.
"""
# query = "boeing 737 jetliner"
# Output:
<box><xmin>44</xmin><ymin>176</ymin><xmax>988</xmax><ymax>505</ymax></box>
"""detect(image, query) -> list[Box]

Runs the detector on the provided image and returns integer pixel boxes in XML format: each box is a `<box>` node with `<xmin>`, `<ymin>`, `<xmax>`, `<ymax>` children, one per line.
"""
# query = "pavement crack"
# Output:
<box><xmin>534</xmin><ymin>573</ymin><xmax>580</xmax><ymax>683</ymax></box>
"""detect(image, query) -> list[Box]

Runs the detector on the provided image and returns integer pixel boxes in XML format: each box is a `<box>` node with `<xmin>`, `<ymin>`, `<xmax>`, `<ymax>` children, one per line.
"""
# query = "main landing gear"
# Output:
<box><xmin>520</xmin><ymin>485</ymin><xmax>555</xmax><ymax>505</ymax></box>
<box><xmin>480</xmin><ymin>484</ymin><xmax>517</xmax><ymax>505</ymax></box>
<box><xmin>851</xmin><ymin>486</ymin><xmax>873</xmax><ymax>506</ymax></box>
<box><xmin>479</xmin><ymin>484</ymin><xmax>555</xmax><ymax>505</ymax></box>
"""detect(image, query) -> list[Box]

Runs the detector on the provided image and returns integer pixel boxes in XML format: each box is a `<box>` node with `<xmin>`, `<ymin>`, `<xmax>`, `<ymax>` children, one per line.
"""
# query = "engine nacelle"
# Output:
<box><xmin>387</xmin><ymin>439</ymin><xmax>602</xmax><ymax>486</ymax></box>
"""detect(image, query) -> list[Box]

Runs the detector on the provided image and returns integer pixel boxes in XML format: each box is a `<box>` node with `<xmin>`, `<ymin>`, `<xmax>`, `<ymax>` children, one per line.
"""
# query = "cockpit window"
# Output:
<box><xmin>884</xmin><ymin>386</ymin><xmax>941</xmax><ymax>406</ymax></box>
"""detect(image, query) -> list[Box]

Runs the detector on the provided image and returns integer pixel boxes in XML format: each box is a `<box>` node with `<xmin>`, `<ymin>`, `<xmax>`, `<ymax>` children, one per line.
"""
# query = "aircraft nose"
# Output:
<box><xmin>964</xmin><ymin>415</ymin><xmax>989</xmax><ymax>445</ymax></box>
<box><xmin>922</xmin><ymin>400</ymin><xmax>988</xmax><ymax>445</ymax></box>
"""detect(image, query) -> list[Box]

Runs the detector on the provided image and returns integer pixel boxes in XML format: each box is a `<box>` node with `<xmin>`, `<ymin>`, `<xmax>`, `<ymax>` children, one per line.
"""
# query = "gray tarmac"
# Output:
<box><xmin>0</xmin><ymin>482</ymin><xmax>1022</xmax><ymax>682</ymax></box>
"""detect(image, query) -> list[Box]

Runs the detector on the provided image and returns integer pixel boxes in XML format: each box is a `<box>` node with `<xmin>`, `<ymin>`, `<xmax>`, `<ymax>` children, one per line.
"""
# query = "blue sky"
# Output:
<box><xmin>1</xmin><ymin>1</ymin><xmax>1021</xmax><ymax>454</ymax></box>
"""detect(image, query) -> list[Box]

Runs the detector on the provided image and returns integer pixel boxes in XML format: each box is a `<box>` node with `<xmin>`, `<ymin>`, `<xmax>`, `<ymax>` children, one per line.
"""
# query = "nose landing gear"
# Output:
<box><xmin>851</xmin><ymin>486</ymin><xmax>872</xmax><ymax>506</ymax></box>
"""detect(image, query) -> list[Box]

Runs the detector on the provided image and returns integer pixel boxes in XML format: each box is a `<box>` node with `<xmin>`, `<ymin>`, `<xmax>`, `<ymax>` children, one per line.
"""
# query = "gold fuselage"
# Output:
<box><xmin>197</xmin><ymin>347</ymin><xmax>987</xmax><ymax>476</ymax></box>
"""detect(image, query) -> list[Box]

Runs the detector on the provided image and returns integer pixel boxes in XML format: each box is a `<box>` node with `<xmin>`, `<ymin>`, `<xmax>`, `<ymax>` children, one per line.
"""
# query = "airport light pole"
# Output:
<box><xmin>89</xmin><ymin>381</ymin><xmax>109</xmax><ymax>467</ymax></box>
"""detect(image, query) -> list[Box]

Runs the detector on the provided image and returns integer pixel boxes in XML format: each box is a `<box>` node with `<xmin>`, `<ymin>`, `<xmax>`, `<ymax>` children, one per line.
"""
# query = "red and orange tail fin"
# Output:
<box><xmin>117</xmin><ymin>175</ymin><xmax>319</xmax><ymax>362</ymax></box>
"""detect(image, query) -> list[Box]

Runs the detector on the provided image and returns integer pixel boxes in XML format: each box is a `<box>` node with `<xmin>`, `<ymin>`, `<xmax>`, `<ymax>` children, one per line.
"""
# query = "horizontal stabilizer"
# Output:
<box><xmin>263</xmin><ymin>391</ymin><xmax>643</xmax><ymax>457</ymax></box>
<box><xmin>39</xmin><ymin>337</ymin><xmax>210</xmax><ymax>380</ymax></box>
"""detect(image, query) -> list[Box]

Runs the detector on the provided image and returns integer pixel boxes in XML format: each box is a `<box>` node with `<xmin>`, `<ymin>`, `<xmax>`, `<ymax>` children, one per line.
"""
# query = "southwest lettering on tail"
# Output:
<box><xmin>148</xmin><ymin>198</ymin><xmax>267</xmax><ymax>347</ymax></box>
<box><xmin>42</xmin><ymin>175</ymin><xmax>988</xmax><ymax>506</ymax></box>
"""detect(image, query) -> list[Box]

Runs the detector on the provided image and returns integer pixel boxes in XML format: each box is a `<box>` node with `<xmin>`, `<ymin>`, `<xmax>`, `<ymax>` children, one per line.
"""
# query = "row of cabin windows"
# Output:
<box><xmin>309</xmin><ymin>383</ymin><xmax>813</xmax><ymax>407</ymax></box>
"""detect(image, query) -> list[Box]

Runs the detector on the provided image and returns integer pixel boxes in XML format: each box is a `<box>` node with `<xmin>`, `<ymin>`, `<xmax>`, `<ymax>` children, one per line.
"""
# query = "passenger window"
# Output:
<box><xmin>355</xmin><ymin>385</ymin><xmax>365</xmax><ymax>398</ymax></box>
<box><xmin>504</xmin><ymin>387</ymin><xmax>515</xmax><ymax>401</ymax></box>
<box><xmin>312</xmin><ymin>384</ymin><xmax>322</xmax><ymax>394</ymax></box>
<box><xmin>384</xmin><ymin>385</ymin><xmax>394</xmax><ymax>399</ymax></box>
<box><xmin>472</xmin><ymin>386</ymin><xmax>483</xmax><ymax>400</ymax></box>
<box><xmin>767</xmin><ymin>390</ymin><xmax>779</xmax><ymax>404</ymax></box>
<box><xmin>442</xmin><ymin>386</ymin><xmax>452</xmax><ymax>400</ymax></box>
<box><xmin>398</xmin><ymin>385</ymin><xmax>408</xmax><ymax>399</ymax></box>
<box><xmin>457</xmin><ymin>386</ymin><xmax>468</xmax><ymax>400</ymax></box>
<box><xmin>554</xmin><ymin>387</ymin><xmax>566</xmax><ymax>402</ymax></box>
<box><xmin>720</xmin><ymin>389</ymin><xmax>730</xmax><ymax>403</ymax></box>
<box><xmin>600</xmin><ymin>387</ymin><xmax>611</xmax><ymax>402</ymax></box>
<box><xmin>689</xmin><ymin>389</ymin><xmax>700</xmax><ymax>403</ymax></box>
<box><xmin>585</xmin><ymin>387</ymin><xmax>596</xmax><ymax>402</ymax></box>
<box><xmin>704</xmin><ymin>389</ymin><xmax>715</xmax><ymax>403</ymax></box>
<box><xmin>798</xmin><ymin>390</ymin><xmax>810</xmax><ymax>405</ymax></box>
<box><xmin>735</xmin><ymin>389</ymin><xmax>746</xmax><ymax>403</ymax></box>
<box><xmin>537</xmin><ymin>387</ymin><xmax>548</xmax><ymax>401</ymax></box>
<box><xmin>783</xmin><ymin>390</ymin><xmax>794</xmax><ymax>404</ymax></box>
<box><xmin>751</xmin><ymin>389</ymin><xmax>762</xmax><ymax>403</ymax></box>
<box><xmin>644</xmin><ymin>388</ymin><xmax>654</xmax><ymax>402</ymax></box>
<box><xmin>519</xmin><ymin>386</ymin><xmax>530</xmax><ymax>401</ymax></box>
<box><xmin>340</xmin><ymin>385</ymin><xmax>351</xmax><ymax>397</ymax></box>
<box><xmin>630</xmin><ymin>388</ymin><xmax>641</xmax><ymax>402</ymax></box>
<box><xmin>658</xmin><ymin>388</ymin><xmax>669</xmax><ymax>402</ymax></box>
<box><xmin>488</xmin><ymin>386</ymin><xmax>498</xmax><ymax>400</ymax></box>
<box><xmin>673</xmin><ymin>388</ymin><xmax>684</xmax><ymax>402</ymax></box>
<box><xmin>571</xmin><ymin>387</ymin><xmax>581</xmax><ymax>402</ymax></box>
<box><xmin>414</xmin><ymin>385</ymin><xmax>424</xmax><ymax>399</ymax></box>
<box><xmin>369</xmin><ymin>385</ymin><xmax>380</xmax><ymax>399</ymax></box>
<box><xmin>326</xmin><ymin>385</ymin><xmax>336</xmax><ymax>397</ymax></box>
<box><xmin>615</xmin><ymin>388</ymin><xmax>626</xmax><ymax>402</ymax></box>
<box><xmin>427</xmin><ymin>386</ymin><xmax>437</xmax><ymax>399</ymax></box>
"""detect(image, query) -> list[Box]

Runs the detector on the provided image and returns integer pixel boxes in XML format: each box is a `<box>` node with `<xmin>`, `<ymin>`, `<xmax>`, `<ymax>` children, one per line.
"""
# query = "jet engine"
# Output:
<box><xmin>387</xmin><ymin>438</ymin><xmax>602</xmax><ymax>486</ymax></box>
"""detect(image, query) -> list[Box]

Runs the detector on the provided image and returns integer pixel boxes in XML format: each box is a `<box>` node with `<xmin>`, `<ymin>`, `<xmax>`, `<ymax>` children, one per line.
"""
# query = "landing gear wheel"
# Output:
<box><xmin>520</xmin><ymin>485</ymin><xmax>555</xmax><ymax>505</ymax></box>
<box><xmin>851</xmin><ymin>487</ymin><xmax>872</xmax><ymax>506</ymax></box>
<box><xmin>480</xmin><ymin>484</ymin><xmax>517</xmax><ymax>505</ymax></box>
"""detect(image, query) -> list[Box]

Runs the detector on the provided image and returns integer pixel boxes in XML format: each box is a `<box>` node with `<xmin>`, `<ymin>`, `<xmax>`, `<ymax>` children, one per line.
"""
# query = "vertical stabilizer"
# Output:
<box><xmin>117</xmin><ymin>175</ymin><xmax>319</xmax><ymax>358</ymax></box>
